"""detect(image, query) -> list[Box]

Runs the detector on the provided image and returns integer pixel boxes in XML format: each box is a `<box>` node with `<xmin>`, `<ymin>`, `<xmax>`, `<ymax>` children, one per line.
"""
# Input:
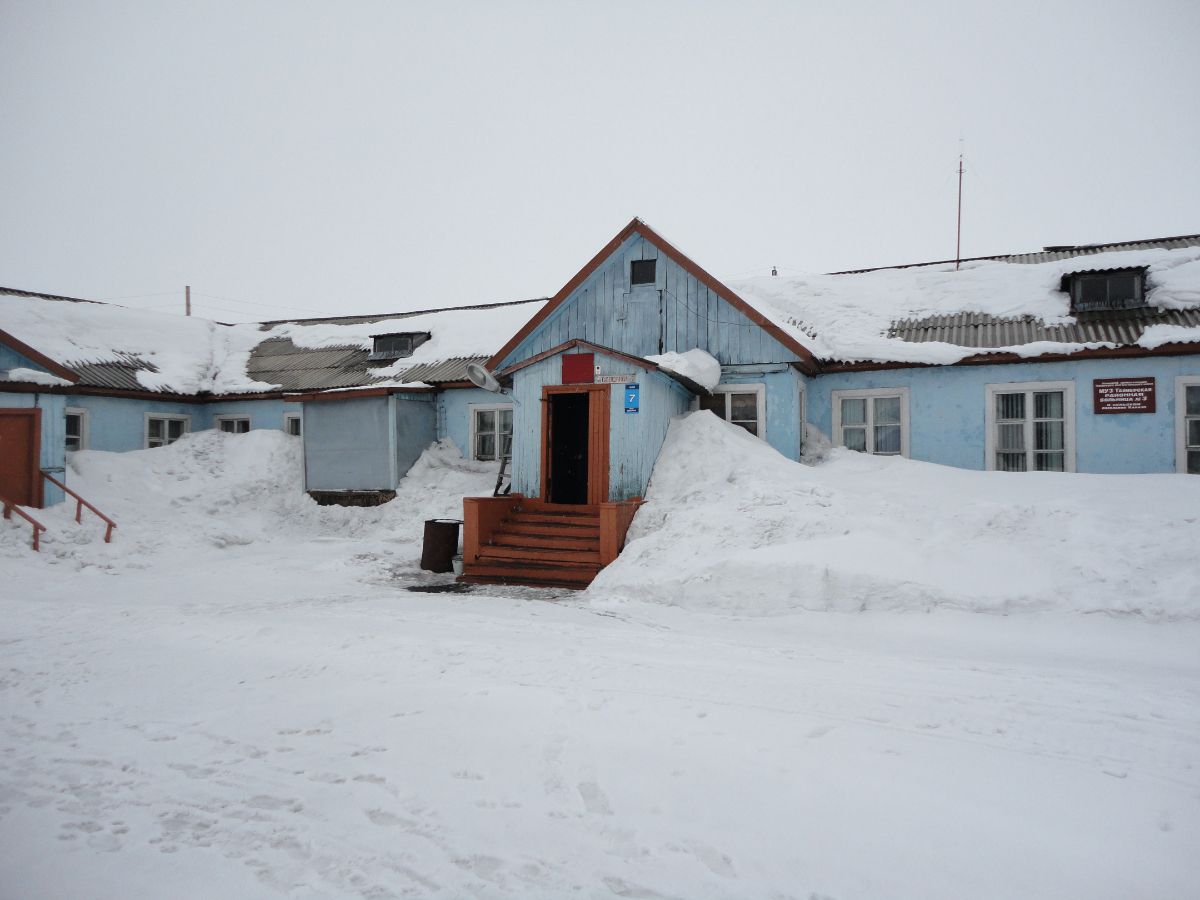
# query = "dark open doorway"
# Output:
<box><xmin>548</xmin><ymin>392</ymin><xmax>590</xmax><ymax>504</ymax></box>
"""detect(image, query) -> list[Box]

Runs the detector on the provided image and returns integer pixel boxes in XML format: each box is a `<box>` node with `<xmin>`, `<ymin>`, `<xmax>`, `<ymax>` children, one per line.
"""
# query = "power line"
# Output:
<box><xmin>193</xmin><ymin>290</ymin><xmax>337</xmax><ymax>316</ymax></box>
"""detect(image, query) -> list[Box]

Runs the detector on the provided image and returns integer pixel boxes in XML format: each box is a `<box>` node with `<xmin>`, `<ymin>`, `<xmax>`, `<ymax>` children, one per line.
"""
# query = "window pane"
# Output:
<box><xmin>1035</xmin><ymin>452</ymin><xmax>1065</xmax><ymax>472</ymax></box>
<box><xmin>167</xmin><ymin>420</ymin><xmax>185</xmax><ymax>440</ymax></box>
<box><xmin>1034</xmin><ymin>391</ymin><xmax>1063</xmax><ymax>419</ymax></box>
<box><xmin>997</xmin><ymin>452</ymin><xmax>1027</xmax><ymax>472</ymax></box>
<box><xmin>1108</xmin><ymin>274</ymin><xmax>1138</xmax><ymax>306</ymax></box>
<box><xmin>996</xmin><ymin>393</ymin><xmax>1024</xmax><ymax>421</ymax></box>
<box><xmin>148</xmin><ymin>419</ymin><xmax>163</xmax><ymax>440</ymax></box>
<box><xmin>498</xmin><ymin>408</ymin><xmax>513</xmax><ymax>433</ymax></box>
<box><xmin>841</xmin><ymin>398</ymin><xmax>866</xmax><ymax>426</ymax></box>
<box><xmin>1187</xmin><ymin>386</ymin><xmax>1200</xmax><ymax>416</ymax></box>
<box><xmin>1189</xmin><ymin>450</ymin><xmax>1200</xmax><ymax>475</ymax></box>
<box><xmin>699</xmin><ymin>394</ymin><xmax>726</xmax><ymax>418</ymax></box>
<box><xmin>997</xmin><ymin>423</ymin><xmax>1024</xmax><ymax>451</ymax></box>
<box><xmin>873</xmin><ymin>396</ymin><xmax>900</xmax><ymax>425</ymax></box>
<box><xmin>734</xmin><ymin>421</ymin><xmax>758</xmax><ymax>436</ymax></box>
<box><xmin>730</xmin><ymin>393</ymin><xmax>758</xmax><ymax>423</ymax></box>
<box><xmin>874</xmin><ymin>424</ymin><xmax>901</xmax><ymax>454</ymax></box>
<box><xmin>1078</xmin><ymin>276</ymin><xmax>1108</xmax><ymax>309</ymax></box>
<box><xmin>1188</xmin><ymin>418</ymin><xmax>1200</xmax><ymax>448</ymax></box>
<box><xmin>476</xmin><ymin>433</ymin><xmax>495</xmax><ymax>460</ymax></box>
<box><xmin>1035</xmin><ymin>421</ymin><xmax>1064</xmax><ymax>452</ymax></box>
<box><xmin>843</xmin><ymin>426</ymin><xmax>867</xmax><ymax>452</ymax></box>
<box><xmin>220</xmin><ymin>420</ymin><xmax>235</xmax><ymax>433</ymax></box>
<box><xmin>286</xmin><ymin>418</ymin><xmax>301</xmax><ymax>436</ymax></box>
<box><xmin>500</xmin><ymin>433</ymin><xmax>512</xmax><ymax>458</ymax></box>
<box><xmin>476</xmin><ymin>409</ymin><xmax>495</xmax><ymax>434</ymax></box>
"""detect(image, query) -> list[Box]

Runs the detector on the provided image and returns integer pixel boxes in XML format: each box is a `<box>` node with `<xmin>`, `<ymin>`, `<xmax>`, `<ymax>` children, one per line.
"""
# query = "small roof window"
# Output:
<box><xmin>1062</xmin><ymin>268</ymin><xmax>1147</xmax><ymax>313</ymax></box>
<box><xmin>369</xmin><ymin>332</ymin><xmax>430</xmax><ymax>361</ymax></box>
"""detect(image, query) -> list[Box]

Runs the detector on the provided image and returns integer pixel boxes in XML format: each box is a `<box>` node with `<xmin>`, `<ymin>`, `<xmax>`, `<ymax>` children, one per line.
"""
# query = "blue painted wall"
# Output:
<box><xmin>495</xmin><ymin>234</ymin><xmax>800</xmax><ymax>371</ymax></box>
<box><xmin>510</xmin><ymin>351</ymin><xmax>690</xmax><ymax>501</ymax></box>
<box><xmin>809</xmin><ymin>353</ymin><xmax>1200</xmax><ymax>473</ymax></box>
<box><xmin>64</xmin><ymin>395</ymin><xmax>202</xmax><ymax>452</ymax></box>
<box><xmin>202</xmin><ymin>398</ymin><xmax>289</xmax><ymax>431</ymax></box>
<box><xmin>438</xmin><ymin>386</ymin><xmax>510</xmax><ymax>459</ymax></box>
<box><xmin>394</xmin><ymin>394</ymin><xmax>437</xmax><ymax>478</ymax></box>
<box><xmin>0</xmin><ymin>390</ymin><xmax>67</xmax><ymax>506</ymax></box>
<box><xmin>719</xmin><ymin>364</ymin><xmax>808</xmax><ymax>462</ymax></box>
<box><xmin>0</xmin><ymin>343</ymin><xmax>53</xmax><ymax>375</ymax></box>
<box><xmin>302</xmin><ymin>393</ymin><xmax>436</xmax><ymax>491</ymax></box>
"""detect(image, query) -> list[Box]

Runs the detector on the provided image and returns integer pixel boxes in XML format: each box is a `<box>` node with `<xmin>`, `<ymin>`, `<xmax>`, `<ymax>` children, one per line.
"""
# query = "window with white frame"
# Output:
<box><xmin>65</xmin><ymin>407</ymin><xmax>88</xmax><ymax>451</ymax></box>
<box><xmin>985</xmin><ymin>381</ymin><xmax>1075</xmax><ymax>472</ymax></box>
<box><xmin>699</xmin><ymin>384</ymin><xmax>766</xmax><ymax>438</ymax></box>
<box><xmin>145</xmin><ymin>414</ymin><xmax>190</xmax><ymax>449</ymax></box>
<box><xmin>284</xmin><ymin>413</ymin><xmax>302</xmax><ymax>437</ymax></box>
<box><xmin>471</xmin><ymin>404</ymin><xmax>513</xmax><ymax>461</ymax></box>
<box><xmin>1178</xmin><ymin>376</ymin><xmax>1200</xmax><ymax>475</ymax></box>
<box><xmin>831</xmin><ymin>388</ymin><xmax>909</xmax><ymax>456</ymax></box>
<box><xmin>215</xmin><ymin>416</ymin><xmax>251</xmax><ymax>434</ymax></box>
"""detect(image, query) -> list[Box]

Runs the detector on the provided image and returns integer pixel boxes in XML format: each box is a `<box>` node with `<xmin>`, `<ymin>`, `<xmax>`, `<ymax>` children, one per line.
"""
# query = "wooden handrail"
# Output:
<box><xmin>41</xmin><ymin>472</ymin><xmax>117</xmax><ymax>543</ymax></box>
<box><xmin>2</xmin><ymin>497</ymin><xmax>47</xmax><ymax>551</ymax></box>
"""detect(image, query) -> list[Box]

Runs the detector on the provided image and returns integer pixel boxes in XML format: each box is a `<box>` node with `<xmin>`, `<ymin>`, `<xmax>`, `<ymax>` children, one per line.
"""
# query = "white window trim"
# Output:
<box><xmin>984</xmin><ymin>380</ymin><xmax>1076</xmax><ymax>473</ymax></box>
<box><xmin>1177</xmin><ymin>375</ymin><xmax>1200</xmax><ymax>474</ymax></box>
<box><xmin>695</xmin><ymin>383</ymin><xmax>768</xmax><ymax>440</ymax></box>
<box><xmin>283</xmin><ymin>412</ymin><xmax>302</xmax><ymax>436</ymax></box>
<box><xmin>214</xmin><ymin>414</ymin><xmax>252</xmax><ymax>433</ymax></box>
<box><xmin>144</xmin><ymin>413</ymin><xmax>191</xmax><ymax>449</ymax></box>
<box><xmin>468</xmin><ymin>402</ymin><xmax>514</xmax><ymax>461</ymax></box>
<box><xmin>65</xmin><ymin>406</ymin><xmax>89</xmax><ymax>451</ymax></box>
<box><xmin>831</xmin><ymin>387</ymin><xmax>910</xmax><ymax>457</ymax></box>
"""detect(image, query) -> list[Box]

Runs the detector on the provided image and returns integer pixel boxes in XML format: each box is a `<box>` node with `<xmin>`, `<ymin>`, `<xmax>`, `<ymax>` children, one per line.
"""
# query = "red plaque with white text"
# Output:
<box><xmin>1093</xmin><ymin>378</ymin><xmax>1156</xmax><ymax>414</ymax></box>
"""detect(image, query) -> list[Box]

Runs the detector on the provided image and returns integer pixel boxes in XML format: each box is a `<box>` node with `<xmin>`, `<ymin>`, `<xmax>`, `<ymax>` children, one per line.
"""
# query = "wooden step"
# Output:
<box><xmin>490</xmin><ymin>532</ymin><xmax>599</xmax><ymax>551</ymax></box>
<box><xmin>461</xmin><ymin>560</ymin><xmax>600</xmax><ymax>588</ymax></box>
<box><xmin>478</xmin><ymin>545</ymin><xmax>601</xmax><ymax>565</ymax></box>
<box><xmin>502</xmin><ymin>521</ymin><xmax>599</xmax><ymax>538</ymax></box>
<box><xmin>508</xmin><ymin>511</ymin><xmax>600</xmax><ymax>527</ymax></box>
<box><xmin>517</xmin><ymin>500</ymin><xmax>598</xmax><ymax>515</ymax></box>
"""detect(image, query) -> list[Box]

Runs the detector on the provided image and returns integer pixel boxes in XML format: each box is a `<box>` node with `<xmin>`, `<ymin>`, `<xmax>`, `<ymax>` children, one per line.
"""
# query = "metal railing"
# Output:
<box><xmin>41</xmin><ymin>472</ymin><xmax>117</xmax><ymax>543</ymax></box>
<box><xmin>2</xmin><ymin>497</ymin><xmax>47</xmax><ymax>551</ymax></box>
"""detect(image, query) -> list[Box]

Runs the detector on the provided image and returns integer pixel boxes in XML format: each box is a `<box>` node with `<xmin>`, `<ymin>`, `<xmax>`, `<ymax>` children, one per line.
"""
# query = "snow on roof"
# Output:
<box><xmin>0</xmin><ymin>289</ymin><xmax>548</xmax><ymax>396</ymax></box>
<box><xmin>730</xmin><ymin>243</ymin><xmax>1200</xmax><ymax>364</ymax></box>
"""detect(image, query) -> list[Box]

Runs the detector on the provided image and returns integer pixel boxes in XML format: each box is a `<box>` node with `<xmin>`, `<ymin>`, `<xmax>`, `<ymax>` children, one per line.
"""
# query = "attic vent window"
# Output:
<box><xmin>1065</xmin><ymin>269</ymin><xmax>1146</xmax><ymax>313</ymax></box>
<box><xmin>370</xmin><ymin>332</ymin><xmax>430</xmax><ymax>361</ymax></box>
<box><xmin>630</xmin><ymin>259</ymin><xmax>656</xmax><ymax>286</ymax></box>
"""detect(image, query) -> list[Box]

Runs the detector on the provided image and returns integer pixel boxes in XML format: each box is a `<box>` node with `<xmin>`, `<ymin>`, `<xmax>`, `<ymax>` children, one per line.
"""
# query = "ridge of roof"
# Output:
<box><xmin>827</xmin><ymin>233</ymin><xmax>1200</xmax><ymax>276</ymax></box>
<box><xmin>0</xmin><ymin>285</ymin><xmax>102</xmax><ymax>305</ymax></box>
<box><xmin>254</xmin><ymin>296</ymin><xmax>548</xmax><ymax>328</ymax></box>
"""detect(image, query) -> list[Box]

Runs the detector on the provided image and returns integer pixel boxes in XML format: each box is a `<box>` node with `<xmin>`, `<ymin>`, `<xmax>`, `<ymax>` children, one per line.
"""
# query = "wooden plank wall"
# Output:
<box><xmin>496</xmin><ymin>235</ymin><xmax>799</xmax><ymax>371</ymax></box>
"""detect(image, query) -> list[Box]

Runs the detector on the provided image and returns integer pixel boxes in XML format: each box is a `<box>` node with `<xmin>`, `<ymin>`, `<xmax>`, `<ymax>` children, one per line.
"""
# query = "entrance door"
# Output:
<box><xmin>548</xmin><ymin>393</ymin><xmax>590</xmax><ymax>503</ymax></box>
<box><xmin>541</xmin><ymin>385</ymin><xmax>610</xmax><ymax>505</ymax></box>
<box><xmin>0</xmin><ymin>409</ymin><xmax>42</xmax><ymax>507</ymax></box>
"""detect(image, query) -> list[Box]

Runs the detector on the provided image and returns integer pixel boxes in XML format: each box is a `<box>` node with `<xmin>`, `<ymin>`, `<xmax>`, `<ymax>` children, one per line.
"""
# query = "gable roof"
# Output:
<box><xmin>486</xmin><ymin>218</ymin><xmax>821</xmax><ymax>375</ymax></box>
<box><xmin>0</xmin><ymin>326</ymin><xmax>80</xmax><ymax>383</ymax></box>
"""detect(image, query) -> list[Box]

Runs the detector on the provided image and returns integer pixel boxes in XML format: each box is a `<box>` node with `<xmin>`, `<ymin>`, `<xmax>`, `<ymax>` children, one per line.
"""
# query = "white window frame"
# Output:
<box><xmin>985</xmin><ymin>380</ymin><xmax>1076</xmax><ymax>472</ymax></box>
<box><xmin>468</xmin><ymin>403</ymin><xmax>514</xmax><ymax>461</ymax></box>
<box><xmin>1177</xmin><ymin>375</ymin><xmax>1200</xmax><ymax>474</ymax></box>
<box><xmin>144</xmin><ymin>413</ymin><xmax>191</xmax><ymax>449</ymax></box>
<box><xmin>214</xmin><ymin>415</ymin><xmax>251</xmax><ymax>434</ymax></box>
<box><xmin>283</xmin><ymin>412</ymin><xmax>302</xmax><ymax>437</ymax></box>
<box><xmin>65</xmin><ymin>406</ymin><xmax>89</xmax><ymax>452</ymax></box>
<box><xmin>697</xmin><ymin>383</ymin><xmax>768</xmax><ymax>440</ymax></box>
<box><xmin>831</xmin><ymin>387</ymin><xmax>910</xmax><ymax>457</ymax></box>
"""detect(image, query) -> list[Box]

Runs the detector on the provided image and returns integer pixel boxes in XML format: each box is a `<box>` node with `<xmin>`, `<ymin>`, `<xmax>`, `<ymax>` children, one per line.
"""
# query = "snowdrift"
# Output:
<box><xmin>0</xmin><ymin>430</ymin><xmax>495</xmax><ymax>569</ymax></box>
<box><xmin>589</xmin><ymin>412</ymin><xmax>1200</xmax><ymax>619</ymax></box>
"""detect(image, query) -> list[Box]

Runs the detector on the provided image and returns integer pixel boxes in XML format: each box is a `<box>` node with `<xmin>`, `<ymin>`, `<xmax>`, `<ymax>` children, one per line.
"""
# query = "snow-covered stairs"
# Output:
<box><xmin>460</xmin><ymin>500</ymin><xmax>602</xmax><ymax>589</ymax></box>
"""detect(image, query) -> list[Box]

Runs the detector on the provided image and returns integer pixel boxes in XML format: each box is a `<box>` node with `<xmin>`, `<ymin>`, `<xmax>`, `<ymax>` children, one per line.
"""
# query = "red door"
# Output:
<box><xmin>0</xmin><ymin>409</ymin><xmax>42</xmax><ymax>507</ymax></box>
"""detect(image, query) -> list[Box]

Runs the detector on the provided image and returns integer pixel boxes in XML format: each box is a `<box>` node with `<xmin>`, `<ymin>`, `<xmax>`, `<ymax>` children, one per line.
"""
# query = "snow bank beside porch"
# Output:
<box><xmin>589</xmin><ymin>412</ymin><xmax>1200</xmax><ymax>619</ymax></box>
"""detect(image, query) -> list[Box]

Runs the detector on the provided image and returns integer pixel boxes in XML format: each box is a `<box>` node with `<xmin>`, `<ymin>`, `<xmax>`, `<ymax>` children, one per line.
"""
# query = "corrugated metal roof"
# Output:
<box><xmin>889</xmin><ymin>307</ymin><xmax>1200</xmax><ymax>348</ymax></box>
<box><xmin>391</xmin><ymin>356</ymin><xmax>489</xmax><ymax>384</ymax></box>
<box><xmin>65</xmin><ymin>352</ymin><xmax>157</xmax><ymax>391</ymax></box>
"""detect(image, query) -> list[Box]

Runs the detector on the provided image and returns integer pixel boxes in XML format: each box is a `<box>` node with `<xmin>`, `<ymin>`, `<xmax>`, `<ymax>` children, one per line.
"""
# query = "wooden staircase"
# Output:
<box><xmin>461</xmin><ymin>500</ymin><xmax>603</xmax><ymax>589</ymax></box>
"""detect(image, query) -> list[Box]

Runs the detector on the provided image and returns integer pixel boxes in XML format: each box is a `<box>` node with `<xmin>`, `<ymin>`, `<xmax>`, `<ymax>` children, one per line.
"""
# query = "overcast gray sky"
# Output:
<box><xmin>2</xmin><ymin>0</ymin><xmax>1198</xmax><ymax>322</ymax></box>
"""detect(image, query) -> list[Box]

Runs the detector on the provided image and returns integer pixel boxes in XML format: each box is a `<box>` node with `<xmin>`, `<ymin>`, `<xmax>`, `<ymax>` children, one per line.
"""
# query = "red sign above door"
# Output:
<box><xmin>561</xmin><ymin>353</ymin><xmax>595</xmax><ymax>385</ymax></box>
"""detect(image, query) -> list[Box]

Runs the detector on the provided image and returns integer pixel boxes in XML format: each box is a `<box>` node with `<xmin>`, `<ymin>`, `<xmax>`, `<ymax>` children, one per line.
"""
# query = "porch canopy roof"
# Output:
<box><xmin>494</xmin><ymin>338</ymin><xmax>715</xmax><ymax>397</ymax></box>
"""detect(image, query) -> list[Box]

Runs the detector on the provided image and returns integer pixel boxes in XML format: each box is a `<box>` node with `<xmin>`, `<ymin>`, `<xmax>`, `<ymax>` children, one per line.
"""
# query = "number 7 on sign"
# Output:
<box><xmin>624</xmin><ymin>383</ymin><xmax>640</xmax><ymax>414</ymax></box>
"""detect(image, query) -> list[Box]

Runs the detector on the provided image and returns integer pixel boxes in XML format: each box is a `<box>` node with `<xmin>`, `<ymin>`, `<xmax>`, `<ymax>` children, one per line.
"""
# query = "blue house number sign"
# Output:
<box><xmin>624</xmin><ymin>383</ymin><xmax>640</xmax><ymax>414</ymax></box>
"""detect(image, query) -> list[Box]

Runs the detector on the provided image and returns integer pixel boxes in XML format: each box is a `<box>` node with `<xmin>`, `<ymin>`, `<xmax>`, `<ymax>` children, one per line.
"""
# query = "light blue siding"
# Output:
<box><xmin>438</xmin><ymin>387</ymin><xmax>510</xmax><ymax>459</ymax></box>
<box><xmin>302</xmin><ymin>396</ymin><xmax>393</xmax><ymax>491</ymax></box>
<box><xmin>719</xmin><ymin>365</ymin><xmax>808</xmax><ymax>462</ymax></box>
<box><xmin>0</xmin><ymin>390</ymin><xmax>67</xmax><ymax>506</ymax></box>
<box><xmin>809</xmin><ymin>354</ymin><xmax>1200</xmax><ymax>473</ymax></box>
<box><xmin>0</xmin><ymin>343</ymin><xmax>53</xmax><ymax>375</ymax></box>
<box><xmin>394</xmin><ymin>394</ymin><xmax>437</xmax><ymax>478</ymax></box>
<box><xmin>64</xmin><ymin>396</ymin><xmax>201</xmax><ymax>452</ymax></box>
<box><xmin>510</xmin><ymin>351</ymin><xmax>690</xmax><ymax>501</ymax></box>
<box><xmin>202</xmin><ymin>398</ymin><xmax>289</xmax><ymax>431</ymax></box>
<box><xmin>495</xmin><ymin>234</ymin><xmax>799</xmax><ymax>371</ymax></box>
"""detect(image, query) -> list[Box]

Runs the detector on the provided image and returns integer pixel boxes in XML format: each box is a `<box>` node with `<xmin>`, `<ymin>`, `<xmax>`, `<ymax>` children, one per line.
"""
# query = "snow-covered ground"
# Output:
<box><xmin>2</xmin><ymin>426</ymin><xmax>1198</xmax><ymax>898</ymax></box>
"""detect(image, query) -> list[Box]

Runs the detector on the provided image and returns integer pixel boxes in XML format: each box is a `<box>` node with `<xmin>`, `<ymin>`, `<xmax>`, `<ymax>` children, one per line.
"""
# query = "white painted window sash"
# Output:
<box><xmin>1177</xmin><ymin>376</ymin><xmax>1200</xmax><ymax>474</ymax></box>
<box><xmin>65</xmin><ymin>407</ymin><xmax>89</xmax><ymax>451</ymax></box>
<box><xmin>469</xmin><ymin>403</ymin><xmax>514</xmax><ymax>461</ymax></box>
<box><xmin>830</xmin><ymin>387</ymin><xmax>910</xmax><ymax>457</ymax></box>
<box><xmin>144</xmin><ymin>413</ymin><xmax>191</xmax><ymax>449</ymax></box>
<box><xmin>984</xmin><ymin>381</ymin><xmax>1076</xmax><ymax>472</ymax></box>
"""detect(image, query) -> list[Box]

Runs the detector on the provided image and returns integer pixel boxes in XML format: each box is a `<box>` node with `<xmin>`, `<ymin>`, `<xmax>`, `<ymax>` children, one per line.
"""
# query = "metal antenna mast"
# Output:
<box><xmin>955</xmin><ymin>145</ymin><xmax>964</xmax><ymax>271</ymax></box>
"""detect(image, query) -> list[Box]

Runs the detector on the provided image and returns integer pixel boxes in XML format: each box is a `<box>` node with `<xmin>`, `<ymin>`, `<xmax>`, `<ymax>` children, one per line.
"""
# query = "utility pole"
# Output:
<box><xmin>955</xmin><ymin>150</ymin><xmax>964</xmax><ymax>271</ymax></box>
<box><xmin>185</xmin><ymin>285</ymin><xmax>191</xmax><ymax>317</ymax></box>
